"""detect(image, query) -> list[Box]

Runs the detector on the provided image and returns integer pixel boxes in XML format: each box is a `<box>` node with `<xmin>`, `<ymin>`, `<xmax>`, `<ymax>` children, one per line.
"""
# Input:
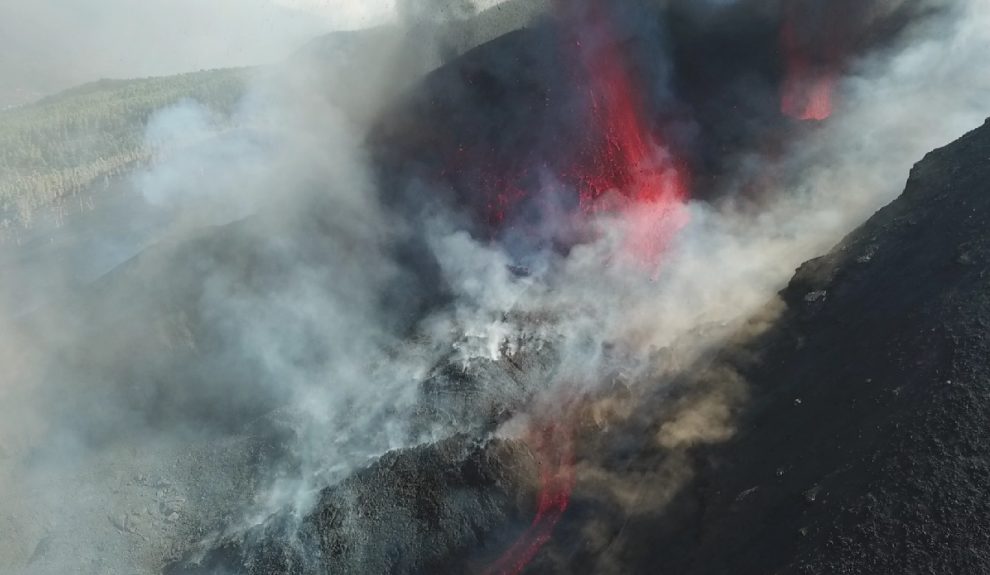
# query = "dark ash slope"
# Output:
<box><xmin>167</xmin><ymin>435</ymin><xmax>539</xmax><ymax>575</ymax></box>
<box><xmin>538</xmin><ymin>118</ymin><xmax>990</xmax><ymax>574</ymax></box>
<box><xmin>167</xmin><ymin>117</ymin><xmax>990</xmax><ymax>575</ymax></box>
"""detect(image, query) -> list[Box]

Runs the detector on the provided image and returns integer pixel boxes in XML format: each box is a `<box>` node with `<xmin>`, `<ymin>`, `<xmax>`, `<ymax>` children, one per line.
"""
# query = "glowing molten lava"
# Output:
<box><xmin>780</xmin><ymin>1</ymin><xmax>841</xmax><ymax>121</ymax></box>
<box><xmin>484</xmin><ymin>421</ymin><xmax>575</xmax><ymax>575</ymax></box>
<box><xmin>560</xmin><ymin>0</ymin><xmax>690</xmax><ymax>262</ymax></box>
<box><xmin>781</xmin><ymin>64</ymin><xmax>836</xmax><ymax>121</ymax></box>
<box><xmin>780</xmin><ymin>27</ymin><xmax>835</xmax><ymax>120</ymax></box>
<box><xmin>486</xmin><ymin>2</ymin><xmax>690</xmax><ymax>573</ymax></box>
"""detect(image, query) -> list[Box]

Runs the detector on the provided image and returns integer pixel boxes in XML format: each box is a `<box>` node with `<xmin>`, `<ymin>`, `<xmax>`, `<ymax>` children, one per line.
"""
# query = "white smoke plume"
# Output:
<box><xmin>0</xmin><ymin>0</ymin><xmax>988</xmax><ymax>573</ymax></box>
<box><xmin>0</xmin><ymin>8</ymin><xmax>528</xmax><ymax>572</ymax></box>
<box><xmin>438</xmin><ymin>0</ymin><xmax>990</xmax><ymax>395</ymax></box>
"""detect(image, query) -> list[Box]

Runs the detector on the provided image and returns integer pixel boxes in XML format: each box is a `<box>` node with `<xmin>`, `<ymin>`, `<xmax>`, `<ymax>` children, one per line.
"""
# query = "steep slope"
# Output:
<box><xmin>167</xmin><ymin>436</ymin><xmax>541</xmax><ymax>575</ymax></box>
<box><xmin>0</xmin><ymin>69</ymin><xmax>248</xmax><ymax>233</ymax></box>
<box><xmin>160</xmin><ymin>118</ymin><xmax>990</xmax><ymax>575</ymax></box>
<box><xmin>0</xmin><ymin>3</ymin><xmax>549</xmax><ymax>238</ymax></box>
<box><xmin>4</xmin><ymin>6</ymin><xmax>985</xmax><ymax>573</ymax></box>
<box><xmin>537</xmin><ymin>118</ymin><xmax>990</xmax><ymax>574</ymax></box>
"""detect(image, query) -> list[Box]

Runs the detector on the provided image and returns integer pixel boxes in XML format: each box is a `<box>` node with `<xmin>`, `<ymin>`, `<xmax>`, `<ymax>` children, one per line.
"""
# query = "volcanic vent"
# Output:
<box><xmin>147</xmin><ymin>0</ymin><xmax>990</xmax><ymax>574</ymax></box>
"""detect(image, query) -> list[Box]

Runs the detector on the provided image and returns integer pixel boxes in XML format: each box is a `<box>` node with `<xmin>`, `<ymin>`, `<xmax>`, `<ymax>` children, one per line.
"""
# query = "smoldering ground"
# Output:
<box><xmin>1</xmin><ymin>0</ymin><xmax>989</xmax><ymax>574</ymax></box>
<box><xmin>0</xmin><ymin>8</ymin><xmax>533</xmax><ymax>572</ymax></box>
<box><xmin>365</xmin><ymin>0</ymin><xmax>990</xmax><ymax>569</ymax></box>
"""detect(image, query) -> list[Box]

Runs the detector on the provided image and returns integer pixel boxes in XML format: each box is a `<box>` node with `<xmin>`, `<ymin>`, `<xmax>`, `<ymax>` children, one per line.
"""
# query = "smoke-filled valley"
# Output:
<box><xmin>1</xmin><ymin>1</ymin><xmax>990</xmax><ymax>574</ymax></box>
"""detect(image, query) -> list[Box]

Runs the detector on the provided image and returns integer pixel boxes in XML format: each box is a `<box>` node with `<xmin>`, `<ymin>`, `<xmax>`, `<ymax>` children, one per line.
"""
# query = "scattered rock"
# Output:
<box><xmin>27</xmin><ymin>532</ymin><xmax>54</xmax><ymax>565</ymax></box>
<box><xmin>735</xmin><ymin>486</ymin><xmax>760</xmax><ymax>503</ymax></box>
<box><xmin>857</xmin><ymin>244</ymin><xmax>879</xmax><ymax>263</ymax></box>
<box><xmin>109</xmin><ymin>513</ymin><xmax>129</xmax><ymax>533</ymax></box>
<box><xmin>956</xmin><ymin>251</ymin><xmax>975</xmax><ymax>265</ymax></box>
<box><xmin>160</xmin><ymin>496</ymin><xmax>186</xmax><ymax>516</ymax></box>
<box><xmin>166</xmin><ymin>435</ymin><xmax>539</xmax><ymax>575</ymax></box>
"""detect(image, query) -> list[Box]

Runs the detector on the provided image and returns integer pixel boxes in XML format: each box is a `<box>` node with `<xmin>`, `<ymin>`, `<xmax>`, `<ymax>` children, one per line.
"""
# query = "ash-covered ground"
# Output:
<box><xmin>532</xmin><ymin>117</ymin><xmax>990</xmax><ymax>575</ymax></box>
<box><xmin>161</xmin><ymin>117</ymin><xmax>990</xmax><ymax>575</ymax></box>
<box><xmin>2</xmin><ymin>1</ymin><xmax>990</xmax><ymax>575</ymax></box>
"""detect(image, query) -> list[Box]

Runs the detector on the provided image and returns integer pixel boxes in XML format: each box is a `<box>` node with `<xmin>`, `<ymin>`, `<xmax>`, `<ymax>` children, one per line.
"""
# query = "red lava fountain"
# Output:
<box><xmin>780</xmin><ymin>25</ymin><xmax>835</xmax><ymax>120</ymax></box>
<box><xmin>486</xmin><ymin>2</ymin><xmax>690</xmax><ymax>574</ymax></box>
<box><xmin>780</xmin><ymin>1</ymin><xmax>840</xmax><ymax>121</ymax></box>
<box><xmin>565</xmin><ymin>0</ymin><xmax>690</xmax><ymax>261</ymax></box>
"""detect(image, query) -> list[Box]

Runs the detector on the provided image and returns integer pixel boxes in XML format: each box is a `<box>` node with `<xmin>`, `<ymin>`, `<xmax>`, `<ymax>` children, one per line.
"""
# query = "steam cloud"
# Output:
<box><xmin>1</xmin><ymin>0</ymin><xmax>989</xmax><ymax>573</ymax></box>
<box><xmin>0</xmin><ymin>0</ymin><xmax>515</xmax><ymax>107</ymax></box>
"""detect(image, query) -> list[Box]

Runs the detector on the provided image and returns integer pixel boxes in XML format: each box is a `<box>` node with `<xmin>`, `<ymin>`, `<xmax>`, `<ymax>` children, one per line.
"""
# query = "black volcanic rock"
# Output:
<box><xmin>312</xmin><ymin>436</ymin><xmax>538</xmax><ymax>574</ymax></box>
<box><xmin>162</xmin><ymin>70</ymin><xmax>990</xmax><ymax>575</ymax></box>
<box><xmin>536</xmin><ymin>119</ymin><xmax>990</xmax><ymax>574</ymax></box>
<box><xmin>168</xmin><ymin>435</ymin><xmax>539</xmax><ymax>575</ymax></box>
<box><xmin>368</xmin><ymin>0</ymin><xmax>935</xmax><ymax>252</ymax></box>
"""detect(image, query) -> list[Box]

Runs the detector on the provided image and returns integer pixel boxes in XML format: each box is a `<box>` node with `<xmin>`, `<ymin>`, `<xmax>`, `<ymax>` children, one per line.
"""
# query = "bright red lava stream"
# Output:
<box><xmin>483</xmin><ymin>421</ymin><xmax>575</xmax><ymax>575</ymax></box>
<box><xmin>570</xmin><ymin>0</ymin><xmax>690</xmax><ymax>263</ymax></box>
<box><xmin>484</xmin><ymin>2</ymin><xmax>691</xmax><ymax>573</ymax></box>
<box><xmin>485</xmin><ymin>1</ymin><xmax>860</xmax><ymax>569</ymax></box>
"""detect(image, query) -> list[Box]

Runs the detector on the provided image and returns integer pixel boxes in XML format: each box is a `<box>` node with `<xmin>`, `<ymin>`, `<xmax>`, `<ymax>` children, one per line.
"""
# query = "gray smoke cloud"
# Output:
<box><xmin>0</xmin><ymin>2</ymin><xmax>555</xmax><ymax>571</ymax></box>
<box><xmin>425</xmin><ymin>0</ymin><xmax>988</xmax><ymax>375</ymax></box>
<box><xmin>411</xmin><ymin>2</ymin><xmax>990</xmax><ymax>561</ymax></box>
<box><xmin>1</xmin><ymin>0</ymin><xmax>988</xmax><ymax>573</ymax></box>
<box><xmin>0</xmin><ymin>0</ymin><xmax>519</xmax><ymax>108</ymax></box>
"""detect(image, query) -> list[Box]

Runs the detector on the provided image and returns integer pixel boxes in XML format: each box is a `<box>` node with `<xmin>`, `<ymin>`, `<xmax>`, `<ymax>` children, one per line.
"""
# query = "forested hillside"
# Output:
<box><xmin>0</xmin><ymin>68</ymin><xmax>248</xmax><ymax>234</ymax></box>
<box><xmin>0</xmin><ymin>2</ymin><xmax>546</xmax><ymax>239</ymax></box>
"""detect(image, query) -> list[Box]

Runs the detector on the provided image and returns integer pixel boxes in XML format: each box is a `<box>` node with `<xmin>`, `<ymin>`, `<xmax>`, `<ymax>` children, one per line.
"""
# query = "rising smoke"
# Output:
<box><xmin>1</xmin><ymin>0</ymin><xmax>989</xmax><ymax>573</ymax></box>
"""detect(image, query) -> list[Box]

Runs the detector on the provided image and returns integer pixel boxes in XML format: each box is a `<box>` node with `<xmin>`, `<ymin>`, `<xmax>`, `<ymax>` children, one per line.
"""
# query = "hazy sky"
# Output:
<box><xmin>0</xmin><ymin>0</ymin><xmax>406</xmax><ymax>106</ymax></box>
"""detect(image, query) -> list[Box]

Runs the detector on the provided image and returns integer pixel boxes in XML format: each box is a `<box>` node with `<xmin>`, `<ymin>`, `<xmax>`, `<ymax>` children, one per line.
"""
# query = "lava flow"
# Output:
<box><xmin>469</xmin><ymin>0</ymin><xmax>690</xmax><ymax>260</ymax></box>
<box><xmin>483</xmin><ymin>420</ymin><xmax>575</xmax><ymax>575</ymax></box>
<box><xmin>562</xmin><ymin>0</ymin><xmax>690</xmax><ymax>262</ymax></box>
<box><xmin>485</xmin><ymin>2</ymin><xmax>690</xmax><ymax>573</ymax></box>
